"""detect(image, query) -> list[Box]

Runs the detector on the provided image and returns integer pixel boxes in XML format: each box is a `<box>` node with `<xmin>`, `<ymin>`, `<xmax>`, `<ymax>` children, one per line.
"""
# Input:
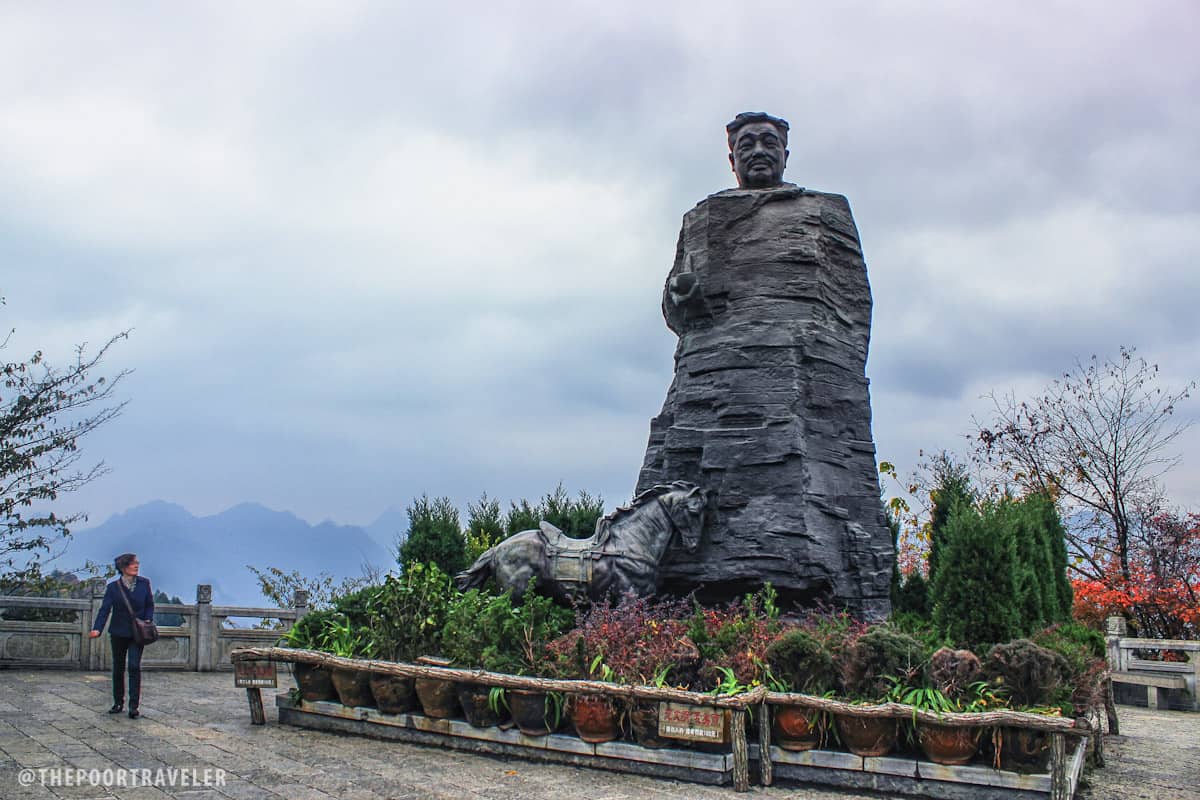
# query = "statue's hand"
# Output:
<box><xmin>668</xmin><ymin>272</ymin><xmax>700</xmax><ymax>305</ymax></box>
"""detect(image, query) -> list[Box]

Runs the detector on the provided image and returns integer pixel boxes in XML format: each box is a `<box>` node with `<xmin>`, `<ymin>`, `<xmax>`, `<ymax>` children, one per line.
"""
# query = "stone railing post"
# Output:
<box><xmin>196</xmin><ymin>584</ymin><xmax>214</xmax><ymax>672</ymax></box>
<box><xmin>86</xmin><ymin>577</ymin><xmax>107</xmax><ymax>670</ymax></box>
<box><xmin>1105</xmin><ymin>615</ymin><xmax>1127</xmax><ymax>672</ymax></box>
<box><xmin>292</xmin><ymin>589</ymin><xmax>310</xmax><ymax>625</ymax></box>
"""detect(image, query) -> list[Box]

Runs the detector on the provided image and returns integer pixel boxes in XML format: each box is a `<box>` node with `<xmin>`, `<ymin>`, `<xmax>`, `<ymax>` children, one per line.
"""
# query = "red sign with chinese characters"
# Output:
<box><xmin>657</xmin><ymin>702</ymin><xmax>729</xmax><ymax>743</ymax></box>
<box><xmin>234</xmin><ymin>660</ymin><xmax>277</xmax><ymax>688</ymax></box>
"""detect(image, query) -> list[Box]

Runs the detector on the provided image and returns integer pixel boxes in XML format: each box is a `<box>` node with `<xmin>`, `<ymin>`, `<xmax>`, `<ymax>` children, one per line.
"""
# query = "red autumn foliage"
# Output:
<box><xmin>1071</xmin><ymin>510</ymin><xmax>1200</xmax><ymax>639</ymax></box>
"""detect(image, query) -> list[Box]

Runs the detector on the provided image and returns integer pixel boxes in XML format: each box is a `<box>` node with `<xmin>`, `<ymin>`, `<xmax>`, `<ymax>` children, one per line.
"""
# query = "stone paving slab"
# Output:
<box><xmin>0</xmin><ymin>670</ymin><xmax>1194</xmax><ymax>799</ymax></box>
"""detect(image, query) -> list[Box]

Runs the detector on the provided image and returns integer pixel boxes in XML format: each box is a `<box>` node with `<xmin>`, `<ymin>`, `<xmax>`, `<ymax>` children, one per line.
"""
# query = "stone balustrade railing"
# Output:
<box><xmin>0</xmin><ymin>580</ymin><xmax>309</xmax><ymax>672</ymax></box>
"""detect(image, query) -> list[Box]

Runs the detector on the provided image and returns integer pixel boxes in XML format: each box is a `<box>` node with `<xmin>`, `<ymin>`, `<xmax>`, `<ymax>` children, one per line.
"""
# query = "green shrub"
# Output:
<box><xmin>367</xmin><ymin>562</ymin><xmax>457</xmax><ymax>662</ymax></box>
<box><xmin>983</xmin><ymin>638</ymin><xmax>1071</xmax><ymax>710</ymax></box>
<box><xmin>837</xmin><ymin>625</ymin><xmax>926</xmax><ymax>701</ymax></box>
<box><xmin>766</xmin><ymin>629</ymin><xmax>836</xmax><ymax>694</ymax></box>
<box><xmin>281</xmin><ymin>609</ymin><xmax>338</xmax><ymax>650</ymax></box>
<box><xmin>399</xmin><ymin>495</ymin><xmax>466</xmax><ymax>576</ymax></box>
<box><xmin>441</xmin><ymin>587</ymin><xmax>572</xmax><ymax>675</ymax></box>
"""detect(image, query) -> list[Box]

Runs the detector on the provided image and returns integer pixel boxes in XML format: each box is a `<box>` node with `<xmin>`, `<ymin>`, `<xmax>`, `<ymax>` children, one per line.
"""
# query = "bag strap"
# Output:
<box><xmin>115</xmin><ymin>579</ymin><xmax>139</xmax><ymax>619</ymax></box>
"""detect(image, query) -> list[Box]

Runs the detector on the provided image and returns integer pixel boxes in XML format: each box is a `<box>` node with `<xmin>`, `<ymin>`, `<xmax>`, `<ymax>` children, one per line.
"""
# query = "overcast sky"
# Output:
<box><xmin>3</xmin><ymin>1</ymin><xmax>1197</xmax><ymax>538</ymax></box>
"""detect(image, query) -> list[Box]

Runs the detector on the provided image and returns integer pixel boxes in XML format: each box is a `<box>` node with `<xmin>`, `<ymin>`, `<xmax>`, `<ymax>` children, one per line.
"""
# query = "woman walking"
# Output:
<box><xmin>89</xmin><ymin>553</ymin><xmax>155</xmax><ymax>719</ymax></box>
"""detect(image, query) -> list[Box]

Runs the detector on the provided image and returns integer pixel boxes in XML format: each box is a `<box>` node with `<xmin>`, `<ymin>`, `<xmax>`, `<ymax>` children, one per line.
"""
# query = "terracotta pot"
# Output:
<box><xmin>292</xmin><ymin>663</ymin><xmax>337</xmax><ymax>702</ymax></box>
<box><xmin>996</xmin><ymin>726</ymin><xmax>1050</xmax><ymax>772</ymax></box>
<box><xmin>369</xmin><ymin>674</ymin><xmax>418</xmax><ymax>715</ymax></box>
<box><xmin>457</xmin><ymin>683</ymin><xmax>508</xmax><ymax>728</ymax></box>
<box><xmin>629</xmin><ymin>702</ymin><xmax>671</xmax><ymax>749</ymax></box>
<box><xmin>916</xmin><ymin>722</ymin><xmax>983</xmax><ymax>765</ymax></box>
<box><xmin>834</xmin><ymin>714</ymin><xmax>898</xmax><ymax>757</ymax></box>
<box><xmin>569</xmin><ymin>694</ymin><xmax>620</xmax><ymax>743</ymax></box>
<box><xmin>414</xmin><ymin>677</ymin><xmax>461</xmax><ymax>719</ymax></box>
<box><xmin>330</xmin><ymin>668</ymin><xmax>375</xmax><ymax>708</ymax></box>
<box><xmin>772</xmin><ymin>705</ymin><xmax>824</xmax><ymax>751</ymax></box>
<box><xmin>509</xmin><ymin>690</ymin><xmax>561</xmax><ymax>737</ymax></box>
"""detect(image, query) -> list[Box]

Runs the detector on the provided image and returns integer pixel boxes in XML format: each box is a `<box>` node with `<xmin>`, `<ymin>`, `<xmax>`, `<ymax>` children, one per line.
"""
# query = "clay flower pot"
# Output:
<box><xmin>916</xmin><ymin>721</ymin><xmax>983</xmax><ymax>765</ymax></box>
<box><xmin>996</xmin><ymin>726</ymin><xmax>1051</xmax><ymax>772</ymax></box>
<box><xmin>772</xmin><ymin>705</ymin><xmax>825</xmax><ymax>751</ymax></box>
<box><xmin>369</xmin><ymin>674</ymin><xmax>418</xmax><ymax>715</ymax></box>
<box><xmin>509</xmin><ymin>690</ymin><xmax>561</xmax><ymax>737</ymax></box>
<box><xmin>569</xmin><ymin>694</ymin><xmax>620</xmax><ymax>743</ymax></box>
<box><xmin>629</xmin><ymin>702</ymin><xmax>672</xmax><ymax>749</ymax></box>
<box><xmin>834</xmin><ymin>714</ymin><xmax>898</xmax><ymax>757</ymax></box>
<box><xmin>292</xmin><ymin>663</ymin><xmax>337</xmax><ymax>702</ymax></box>
<box><xmin>330</xmin><ymin>668</ymin><xmax>375</xmax><ymax>708</ymax></box>
<box><xmin>414</xmin><ymin>677</ymin><xmax>461</xmax><ymax>719</ymax></box>
<box><xmin>457</xmin><ymin>684</ymin><xmax>508</xmax><ymax>728</ymax></box>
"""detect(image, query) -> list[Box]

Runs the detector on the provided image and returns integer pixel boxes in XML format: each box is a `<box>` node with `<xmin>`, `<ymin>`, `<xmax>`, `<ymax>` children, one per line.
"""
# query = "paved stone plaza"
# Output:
<box><xmin>0</xmin><ymin>670</ymin><xmax>1196</xmax><ymax>799</ymax></box>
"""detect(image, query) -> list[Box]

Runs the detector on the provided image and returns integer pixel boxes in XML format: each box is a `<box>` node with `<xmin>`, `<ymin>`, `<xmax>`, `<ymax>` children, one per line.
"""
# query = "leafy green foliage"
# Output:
<box><xmin>440</xmin><ymin>586</ymin><xmax>572</xmax><ymax>675</ymax></box>
<box><xmin>280</xmin><ymin>608</ymin><xmax>338</xmax><ymax>650</ymax></box>
<box><xmin>366</xmin><ymin>562</ymin><xmax>456</xmax><ymax>662</ymax></box>
<box><xmin>893</xmin><ymin>572</ymin><xmax>930</xmax><ymax>617</ymax></box>
<box><xmin>247</xmin><ymin>565</ymin><xmax>373</xmax><ymax>610</ymax></box>
<box><xmin>504</xmin><ymin>483</ymin><xmax>605</xmax><ymax>540</ymax></box>
<box><xmin>1</xmin><ymin>304</ymin><xmax>128</xmax><ymax>584</ymax></box>
<box><xmin>399</xmin><ymin>495</ymin><xmax>466</xmax><ymax>576</ymax></box>
<box><xmin>464</xmin><ymin>493</ymin><xmax>505</xmax><ymax>563</ymax></box>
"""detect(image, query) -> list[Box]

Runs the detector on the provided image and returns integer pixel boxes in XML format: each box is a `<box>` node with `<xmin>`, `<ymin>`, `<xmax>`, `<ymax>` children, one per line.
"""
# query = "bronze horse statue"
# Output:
<box><xmin>454</xmin><ymin>482</ymin><xmax>707</xmax><ymax>603</ymax></box>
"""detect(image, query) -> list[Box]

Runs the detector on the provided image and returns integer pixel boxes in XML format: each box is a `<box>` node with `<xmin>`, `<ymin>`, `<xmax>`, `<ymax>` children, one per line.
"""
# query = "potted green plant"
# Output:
<box><xmin>280</xmin><ymin>609</ymin><xmax>338</xmax><ymax>702</ymax></box>
<box><xmin>983</xmin><ymin>639</ymin><xmax>1071</xmax><ymax>771</ymax></box>
<box><xmin>834</xmin><ymin>625</ymin><xmax>925</xmax><ymax>757</ymax></box>
<box><xmin>323</xmin><ymin>613</ymin><xmax>376</xmax><ymax>708</ymax></box>
<box><xmin>441</xmin><ymin>587</ymin><xmax>572</xmax><ymax>730</ymax></box>
<box><xmin>908</xmin><ymin>647</ymin><xmax>988</xmax><ymax>765</ymax></box>
<box><xmin>366</xmin><ymin>564</ymin><xmax>456</xmax><ymax>715</ymax></box>
<box><xmin>765</xmin><ymin>628</ymin><xmax>837</xmax><ymax>751</ymax></box>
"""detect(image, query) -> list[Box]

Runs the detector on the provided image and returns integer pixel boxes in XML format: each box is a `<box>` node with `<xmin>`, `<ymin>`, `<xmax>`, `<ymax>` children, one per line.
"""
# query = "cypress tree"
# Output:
<box><xmin>930</xmin><ymin>500</ymin><xmax>1020</xmax><ymax>651</ymax></box>
<box><xmin>927</xmin><ymin>457</ymin><xmax>973</xmax><ymax>585</ymax></box>
<box><xmin>1025</xmin><ymin>492</ymin><xmax>1073</xmax><ymax>622</ymax></box>
<box><xmin>1004</xmin><ymin>497</ymin><xmax>1053</xmax><ymax>633</ymax></box>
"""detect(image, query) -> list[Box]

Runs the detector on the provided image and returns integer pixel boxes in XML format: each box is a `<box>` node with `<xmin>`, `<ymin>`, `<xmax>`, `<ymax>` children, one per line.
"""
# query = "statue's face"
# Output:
<box><xmin>729</xmin><ymin>121</ymin><xmax>788</xmax><ymax>189</ymax></box>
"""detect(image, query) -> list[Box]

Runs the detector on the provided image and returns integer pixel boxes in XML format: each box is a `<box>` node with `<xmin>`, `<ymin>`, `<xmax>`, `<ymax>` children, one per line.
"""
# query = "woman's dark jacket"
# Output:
<box><xmin>92</xmin><ymin>576</ymin><xmax>155</xmax><ymax>638</ymax></box>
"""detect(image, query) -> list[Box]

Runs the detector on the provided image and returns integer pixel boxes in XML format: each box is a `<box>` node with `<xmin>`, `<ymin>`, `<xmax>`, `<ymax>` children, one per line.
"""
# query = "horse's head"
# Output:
<box><xmin>662</xmin><ymin>482</ymin><xmax>708</xmax><ymax>553</ymax></box>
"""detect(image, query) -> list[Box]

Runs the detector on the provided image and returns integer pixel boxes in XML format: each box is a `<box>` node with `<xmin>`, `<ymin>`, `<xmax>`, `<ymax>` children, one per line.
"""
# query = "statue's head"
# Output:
<box><xmin>726</xmin><ymin>111</ymin><xmax>789</xmax><ymax>189</ymax></box>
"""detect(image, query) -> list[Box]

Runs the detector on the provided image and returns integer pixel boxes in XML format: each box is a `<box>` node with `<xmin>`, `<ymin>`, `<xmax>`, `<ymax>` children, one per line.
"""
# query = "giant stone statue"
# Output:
<box><xmin>636</xmin><ymin>112</ymin><xmax>893</xmax><ymax>620</ymax></box>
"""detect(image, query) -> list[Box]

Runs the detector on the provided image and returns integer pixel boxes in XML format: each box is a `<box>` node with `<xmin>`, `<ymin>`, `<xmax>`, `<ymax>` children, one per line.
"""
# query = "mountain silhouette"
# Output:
<box><xmin>60</xmin><ymin>501</ymin><xmax>394</xmax><ymax>606</ymax></box>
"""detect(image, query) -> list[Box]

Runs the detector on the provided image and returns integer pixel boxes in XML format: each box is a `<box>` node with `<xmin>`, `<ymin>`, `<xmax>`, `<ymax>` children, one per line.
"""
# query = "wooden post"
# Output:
<box><xmin>1049</xmin><ymin>732</ymin><xmax>1068</xmax><ymax>800</ymax></box>
<box><xmin>246</xmin><ymin>687</ymin><xmax>266</xmax><ymax>724</ymax></box>
<box><xmin>758</xmin><ymin>702</ymin><xmax>772</xmax><ymax>786</ymax></box>
<box><xmin>731</xmin><ymin>709</ymin><xmax>749</xmax><ymax>792</ymax></box>
<box><xmin>1104</xmin><ymin>675</ymin><xmax>1119</xmax><ymax>736</ymax></box>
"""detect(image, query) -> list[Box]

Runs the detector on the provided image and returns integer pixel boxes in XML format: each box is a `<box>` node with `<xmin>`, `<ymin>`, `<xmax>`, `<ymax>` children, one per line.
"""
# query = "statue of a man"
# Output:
<box><xmin>726</xmin><ymin>111</ymin><xmax>789</xmax><ymax>189</ymax></box>
<box><xmin>636</xmin><ymin>112</ymin><xmax>894</xmax><ymax>620</ymax></box>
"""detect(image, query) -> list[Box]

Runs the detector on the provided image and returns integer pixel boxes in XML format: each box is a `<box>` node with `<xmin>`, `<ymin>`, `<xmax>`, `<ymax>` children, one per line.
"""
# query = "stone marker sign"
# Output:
<box><xmin>636</xmin><ymin>112</ymin><xmax>893</xmax><ymax>619</ymax></box>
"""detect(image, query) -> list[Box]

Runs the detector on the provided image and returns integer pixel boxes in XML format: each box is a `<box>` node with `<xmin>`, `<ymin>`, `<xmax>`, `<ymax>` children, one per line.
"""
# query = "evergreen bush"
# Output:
<box><xmin>399</xmin><ymin>495</ymin><xmax>466</xmax><ymax>576</ymax></box>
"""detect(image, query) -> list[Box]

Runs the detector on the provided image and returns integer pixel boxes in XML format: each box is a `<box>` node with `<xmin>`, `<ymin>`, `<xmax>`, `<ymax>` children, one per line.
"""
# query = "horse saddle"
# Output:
<box><xmin>538</xmin><ymin>522</ymin><xmax>599</xmax><ymax>592</ymax></box>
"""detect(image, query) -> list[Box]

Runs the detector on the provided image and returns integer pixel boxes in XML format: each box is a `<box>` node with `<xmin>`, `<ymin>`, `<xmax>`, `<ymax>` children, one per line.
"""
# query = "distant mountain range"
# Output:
<box><xmin>58</xmin><ymin>501</ymin><xmax>406</xmax><ymax>606</ymax></box>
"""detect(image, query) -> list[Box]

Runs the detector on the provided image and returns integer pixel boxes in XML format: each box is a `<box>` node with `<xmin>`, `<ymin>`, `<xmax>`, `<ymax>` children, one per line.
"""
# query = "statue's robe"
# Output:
<box><xmin>636</xmin><ymin>184</ymin><xmax>893</xmax><ymax>620</ymax></box>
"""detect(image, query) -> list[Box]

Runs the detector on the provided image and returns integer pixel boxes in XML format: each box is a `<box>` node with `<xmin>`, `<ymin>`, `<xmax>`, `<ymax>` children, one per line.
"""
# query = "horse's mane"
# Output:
<box><xmin>601</xmin><ymin>481</ymin><xmax>695</xmax><ymax>530</ymax></box>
